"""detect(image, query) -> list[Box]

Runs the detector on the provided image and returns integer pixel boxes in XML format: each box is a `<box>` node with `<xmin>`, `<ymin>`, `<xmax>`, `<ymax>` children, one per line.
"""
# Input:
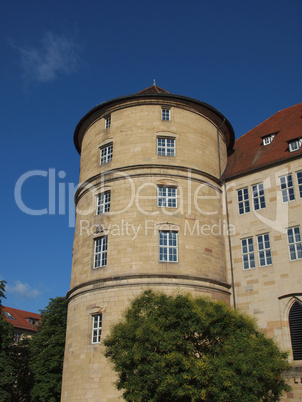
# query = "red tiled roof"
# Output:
<box><xmin>225</xmin><ymin>103</ymin><xmax>302</xmax><ymax>179</ymax></box>
<box><xmin>2</xmin><ymin>306</ymin><xmax>40</xmax><ymax>332</ymax></box>
<box><xmin>135</xmin><ymin>85</ymin><xmax>171</xmax><ymax>95</ymax></box>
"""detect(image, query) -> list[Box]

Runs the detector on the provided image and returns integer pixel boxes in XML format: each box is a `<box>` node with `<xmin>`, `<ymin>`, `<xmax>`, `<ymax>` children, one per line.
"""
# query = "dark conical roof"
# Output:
<box><xmin>135</xmin><ymin>85</ymin><xmax>171</xmax><ymax>95</ymax></box>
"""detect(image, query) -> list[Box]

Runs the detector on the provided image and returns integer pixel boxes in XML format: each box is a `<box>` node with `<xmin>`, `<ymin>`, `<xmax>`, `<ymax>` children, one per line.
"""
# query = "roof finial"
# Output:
<box><xmin>153</xmin><ymin>79</ymin><xmax>156</xmax><ymax>86</ymax></box>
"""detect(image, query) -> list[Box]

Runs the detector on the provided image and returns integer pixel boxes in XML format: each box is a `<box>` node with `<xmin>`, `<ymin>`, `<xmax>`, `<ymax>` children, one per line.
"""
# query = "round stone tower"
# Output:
<box><xmin>61</xmin><ymin>85</ymin><xmax>235</xmax><ymax>401</ymax></box>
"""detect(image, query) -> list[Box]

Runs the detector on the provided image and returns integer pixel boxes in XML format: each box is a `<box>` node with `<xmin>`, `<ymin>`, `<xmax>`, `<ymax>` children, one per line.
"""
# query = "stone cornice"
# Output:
<box><xmin>67</xmin><ymin>274</ymin><xmax>232</xmax><ymax>303</ymax></box>
<box><xmin>75</xmin><ymin>164</ymin><xmax>223</xmax><ymax>204</ymax></box>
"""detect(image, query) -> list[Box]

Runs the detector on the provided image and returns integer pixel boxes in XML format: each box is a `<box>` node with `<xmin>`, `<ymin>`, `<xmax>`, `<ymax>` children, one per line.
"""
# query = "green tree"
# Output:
<box><xmin>104</xmin><ymin>290</ymin><xmax>291</xmax><ymax>402</ymax></box>
<box><xmin>30</xmin><ymin>296</ymin><xmax>67</xmax><ymax>402</ymax></box>
<box><xmin>0</xmin><ymin>280</ymin><xmax>15</xmax><ymax>401</ymax></box>
<box><xmin>11</xmin><ymin>337</ymin><xmax>34</xmax><ymax>401</ymax></box>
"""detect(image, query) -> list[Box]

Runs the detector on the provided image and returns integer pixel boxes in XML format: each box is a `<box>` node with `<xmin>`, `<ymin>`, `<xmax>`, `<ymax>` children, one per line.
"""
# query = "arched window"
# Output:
<box><xmin>289</xmin><ymin>301</ymin><xmax>302</xmax><ymax>360</ymax></box>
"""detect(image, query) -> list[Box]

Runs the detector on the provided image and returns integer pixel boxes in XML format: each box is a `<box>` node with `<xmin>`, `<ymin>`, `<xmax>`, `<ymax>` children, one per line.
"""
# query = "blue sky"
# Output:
<box><xmin>1</xmin><ymin>0</ymin><xmax>301</xmax><ymax>313</ymax></box>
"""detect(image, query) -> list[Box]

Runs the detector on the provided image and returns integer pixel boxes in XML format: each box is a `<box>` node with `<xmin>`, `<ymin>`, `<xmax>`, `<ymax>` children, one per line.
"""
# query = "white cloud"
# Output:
<box><xmin>7</xmin><ymin>280</ymin><xmax>41</xmax><ymax>299</ymax></box>
<box><xmin>11</xmin><ymin>32</ymin><xmax>80</xmax><ymax>82</ymax></box>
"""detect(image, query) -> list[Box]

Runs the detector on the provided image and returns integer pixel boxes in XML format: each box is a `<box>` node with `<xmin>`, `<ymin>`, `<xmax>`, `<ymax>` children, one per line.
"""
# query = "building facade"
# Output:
<box><xmin>225</xmin><ymin>103</ymin><xmax>302</xmax><ymax>400</ymax></box>
<box><xmin>61</xmin><ymin>86</ymin><xmax>302</xmax><ymax>401</ymax></box>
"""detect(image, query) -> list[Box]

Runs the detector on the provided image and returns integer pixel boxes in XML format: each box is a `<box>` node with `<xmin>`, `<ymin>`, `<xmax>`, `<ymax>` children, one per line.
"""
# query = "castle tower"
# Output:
<box><xmin>61</xmin><ymin>85</ymin><xmax>235</xmax><ymax>401</ymax></box>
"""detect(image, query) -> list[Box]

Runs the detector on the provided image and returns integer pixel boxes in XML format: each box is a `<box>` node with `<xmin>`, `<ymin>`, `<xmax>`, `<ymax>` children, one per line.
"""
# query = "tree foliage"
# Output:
<box><xmin>0</xmin><ymin>280</ymin><xmax>16</xmax><ymax>401</ymax></box>
<box><xmin>104</xmin><ymin>290</ymin><xmax>291</xmax><ymax>402</ymax></box>
<box><xmin>30</xmin><ymin>296</ymin><xmax>67</xmax><ymax>402</ymax></box>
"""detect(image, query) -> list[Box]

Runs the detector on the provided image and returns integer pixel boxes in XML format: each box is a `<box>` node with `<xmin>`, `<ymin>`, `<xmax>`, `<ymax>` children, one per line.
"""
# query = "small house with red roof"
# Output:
<box><xmin>2</xmin><ymin>306</ymin><xmax>40</xmax><ymax>343</ymax></box>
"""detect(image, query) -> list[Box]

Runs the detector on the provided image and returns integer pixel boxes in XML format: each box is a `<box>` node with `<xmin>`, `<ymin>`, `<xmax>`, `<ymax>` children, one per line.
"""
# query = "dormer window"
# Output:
<box><xmin>288</xmin><ymin>138</ymin><xmax>302</xmax><ymax>153</ymax></box>
<box><xmin>3</xmin><ymin>311</ymin><xmax>15</xmax><ymax>320</ymax></box>
<box><xmin>262</xmin><ymin>133</ymin><xmax>276</xmax><ymax>146</ymax></box>
<box><xmin>28</xmin><ymin>318</ymin><xmax>39</xmax><ymax>325</ymax></box>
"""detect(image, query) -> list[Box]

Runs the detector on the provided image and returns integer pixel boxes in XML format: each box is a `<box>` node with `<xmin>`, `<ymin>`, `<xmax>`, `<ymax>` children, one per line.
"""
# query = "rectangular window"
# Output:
<box><xmin>92</xmin><ymin>314</ymin><xmax>102</xmax><ymax>344</ymax></box>
<box><xmin>257</xmin><ymin>234</ymin><xmax>272</xmax><ymax>266</ymax></box>
<box><xmin>287</xmin><ymin>227</ymin><xmax>302</xmax><ymax>261</ymax></box>
<box><xmin>158</xmin><ymin>187</ymin><xmax>177</xmax><ymax>208</ymax></box>
<box><xmin>105</xmin><ymin>115</ymin><xmax>111</xmax><ymax>129</ymax></box>
<box><xmin>162</xmin><ymin>109</ymin><xmax>170</xmax><ymax>121</ymax></box>
<box><xmin>100</xmin><ymin>144</ymin><xmax>113</xmax><ymax>165</ymax></box>
<box><xmin>157</xmin><ymin>138</ymin><xmax>175</xmax><ymax>156</ymax></box>
<box><xmin>94</xmin><ymin>236</ymin><xmax>108</xmax><ymax>268</ymax></box>
<box><xmin>241</xmin><ymin>237</ymin><xmax>255</xmax><ymax>270</ymax></box>
<box><xmin>297</xmin><ymin>171</ymin><xmax>302</xmax><ymax>198</ymax></box>
<box><xmin>159</xmin><ymin>231</ymin><xmax>178</xmax><ymax>262</ymax></box>
<box><xmin>252</xmin><ymin>183</ymin><xmax>266</xmax><ymax>210</ymax></box>
<box><xmin>13</xmin><ymin>332</ymin><xmax>22</xmax><ymax>343</ymax></box>
<box><xmin>96</xmin><ymin>191</ymin><xmax>111</xmax><ymax>215</ymax></box>
<box><xmin>280</xmin><ymin>174</ymin><xmax>295</xmax><ymax>202</ymax></box>
<box><xmin>289</xmin><ymin>139</ymin><xmax>301</xmax><ymax>152</ymax></box>
<box><xmin>237</xmin><ymin>187</ymin><xmax>250</xmax><ymax>215</ymax></box>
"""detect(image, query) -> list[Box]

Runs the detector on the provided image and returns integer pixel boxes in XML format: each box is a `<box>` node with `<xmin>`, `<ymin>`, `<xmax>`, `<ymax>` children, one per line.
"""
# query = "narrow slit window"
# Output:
<box><xmin>289</xmin><ymin>301</ymin><xmax>302</xmax><ymax>360</ymax></box>
<box><xmin>297</xmin><ymin>171</ymin><xmax>302</xmax><ymax>198</ymax></box>
<box><xmin>105</xmin><ymin>115</ymin><xmax>111</xmax><ymax>129</ymax></box>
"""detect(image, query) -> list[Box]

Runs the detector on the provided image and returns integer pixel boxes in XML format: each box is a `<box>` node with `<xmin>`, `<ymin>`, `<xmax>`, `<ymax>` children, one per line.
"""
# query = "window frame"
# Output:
<box><xmin>289</xmin><ymin>301</ymin><xmax>302</xmax><ymax>360</ymax></box>
<box><xmin>161</xmin><ymin>108</ymin><xmax>171</xmax><ymax>121</ymax></box>
<box><xmin>297</xmin><ymin>171</ymin><xmax>302</xmax><ymax>199</ymax></box>
<box><xmin>263</xmin><ymin>136</ymin><xmax>272</xmax><ymax>146</ymax></box>
<box><xmin>241</xmin><ymin>237</ymin><xmax>255</xmax><ymax>270</ymax></box>
<box><xmin>100</xmin><ymin>143</ymin><xmax>113</xmax><ymax>165</ymax></box>
<box><xmin>13</xmin><ymin>332</ymin><xmax>22</xmax><ymax>343</ymax></box>
<box><xmin>252</xmin><ymin>183</ymin><xmax>266</xmax><ymax>211</ymax></box>
<box><xmin>93</xmin><ymin>236</ymin><xmax>108</xmax><ymax>268</ymax></box>
<box><xmin>289</xmin><ymin>139</ymin><xmax>301</xmax><ymax>153</ymax></box>
<box><xmin>96</xmin><ymin>191</ymin><xmax>111</xmax><ymax>215</ymax></box>
<box><xmin>280</xmin><ymin>174</ymin><xmax>295</xmax><ymax>203</ymax></box>
<box><xmin>157</xmin><ymin>186</ymin><xmax>177</xmax><ymax>208</ymax></box>
<box><xmin>287</xmin><ymin>226</ymin><xmax>302</xmax><ymax>261</ymax></box>
<box><xmin>3</xmin><ymin>312</ymin><xmax>15</xmax><ymax>320</ymax></box>
<box><xmin>159</xmin><ymin>231</ymin><xmax>178</xmax><ymax>263</ymax></box>
<box><xmin>257</xmin><ymin>233</ymin><xmax>272</xmax><ymax>267</ymax></box>
<box><xmin>262</xmin><ymin>133</ymin><xmax>276</xmax><ymax>146</ymax></box>
<box><xmin>237</xmin><ymin>187</ymin><xmax>250</xmax><ymax>215</ymax></box>
<box><xmin>105</xmin><ymin>115</ymin><xmax>111</xmax><ymax>129</ymax></box>
<box><xmin>92</xmin><ymin>314</ymin><xmax>102</xmax><ymax>344</ymax></box>
<box><xmin>157</xmin><ymin>137</ymin><xmax>175</xmax><ymax>156</ymax></box>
